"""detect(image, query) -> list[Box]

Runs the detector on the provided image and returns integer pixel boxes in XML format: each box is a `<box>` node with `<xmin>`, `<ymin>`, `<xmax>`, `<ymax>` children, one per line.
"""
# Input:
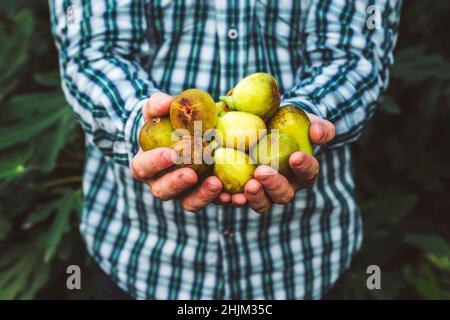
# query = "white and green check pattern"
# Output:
<box><xmin>50</xmin><ymin>0</ymin><xmax>401</xmax><ymax>299</ymax></box>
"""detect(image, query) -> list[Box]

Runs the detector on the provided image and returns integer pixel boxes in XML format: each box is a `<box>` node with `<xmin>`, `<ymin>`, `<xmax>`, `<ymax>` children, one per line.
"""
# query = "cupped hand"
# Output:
<box><xmin>131</xmin><ymin>92</ymin><xmax>222</xmax><ymax>212</ymax></box>
<box><xmin>218</xmin><ymin>113</ymin><xmax>336</xmax><ymax>214</ymax></box>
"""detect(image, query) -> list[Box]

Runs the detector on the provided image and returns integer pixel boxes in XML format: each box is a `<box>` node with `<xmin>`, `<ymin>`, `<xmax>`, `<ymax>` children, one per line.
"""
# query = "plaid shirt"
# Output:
<box><xmin>50</xmin><ymin>0</ymin><xmax>401</xmax><ymax>299</ymax></box>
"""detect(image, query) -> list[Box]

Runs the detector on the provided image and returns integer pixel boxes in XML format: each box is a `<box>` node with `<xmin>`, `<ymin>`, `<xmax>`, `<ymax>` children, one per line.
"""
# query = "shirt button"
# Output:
<box><xmin>227</xmin><ymin>28</ymin><xmax>239</xmax><ymax>40</ymax></box>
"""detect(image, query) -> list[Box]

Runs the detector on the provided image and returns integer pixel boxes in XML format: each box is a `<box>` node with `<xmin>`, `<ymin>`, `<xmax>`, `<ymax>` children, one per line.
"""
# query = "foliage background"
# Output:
<box><xmin>0</xmin><ymin>0</ymin><xmax>449</xmax><ymax>299</ymax></box>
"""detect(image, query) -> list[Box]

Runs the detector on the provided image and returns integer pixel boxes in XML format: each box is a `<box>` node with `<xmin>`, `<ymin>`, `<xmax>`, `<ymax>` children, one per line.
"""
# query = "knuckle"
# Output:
<box><xmin>257</xmin><ymin>200</ymin><xmax>271</xmax><ymax>212</ymax></box>
<box><xmin>182</xmin><ymin>199</ymin><xmax>198</xmax><ymax>213</ymax></box>
<box><xmin>306</xmin><ymin>176</ymin><xmax>317</xmax><ymax>187</ymax></box>
<box><xmin>143</xmin><ymin>99</ymin><xmax>151</xmax><ymax>115</ymax></box>
<box><xmin>131</xmin><ymin>158</ymin><xmax>145</xmax><ymax>179</ymax></box>
<box><xmin>275</xmin><ymin>198</ymin><xmax>289</xmax><ymax>205</ymax></box>
<box><xmin>329</xmin><ymin>125</ymin><xmax>336</xmax><ymax>139</ymax></box>
<box><xmin>152</xmin><ymin>188</ymin><xmax>163</xmax><ymax>199</ymax></box>
<box><xmin>199</xmin><ymin>188</ymin><xmax>213</xmax><ymax>201</ymax></box>
<box><xmin>309</xmin><ymin>162</ymin><xmax>320</xmax><ymax>179</ymax></box>
<box><xmin>248</xmin><ymin>187</ymin><xmax>263</xmax><ymax>200</ymax></box>
<box><xmin>151</xmin><ymin>185</ymin><xmax>168</xmax><ymax>201</ymax></box>
<box><xmin>173</xmin><ymin>178</ymin><xmax>189</xmax><ymax>194</ymax></box>
<box><xmin>265</xmin><ymin>177</ymin><xmax>283</xmax><ymax>193</ymax></box>
<box><xmin>149</xmin><ymin>92</ymin><xmax>163</xmax><ymax>103</ymax></box>
<box><xmin>254</xmin><ymin>205</ymin><xmax>270</xmax><ymax>214</ymax></box>
<box><xmin>276</xmin><ymin>189</ymin><xmax>294</xmax><ymax>205</ymax></box>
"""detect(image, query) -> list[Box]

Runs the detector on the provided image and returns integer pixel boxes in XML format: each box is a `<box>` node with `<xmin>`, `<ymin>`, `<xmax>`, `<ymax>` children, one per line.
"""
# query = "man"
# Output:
<box><xmin>50</xmin><ymin>0</ymin><xmax>401</xmax><ymax>299</ymax></box>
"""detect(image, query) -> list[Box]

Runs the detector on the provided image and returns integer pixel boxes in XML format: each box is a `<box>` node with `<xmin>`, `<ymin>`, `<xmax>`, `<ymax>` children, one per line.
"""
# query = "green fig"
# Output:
<box><xmin>214</xmin><ymin>147</ymin><xmax>255</xmax><ymax>194</ymax></box>
<box><xmin>215</xmin><ymin>111</ymin><xmax>267</xmax><ymax>151</ymax></box>
<box><xmin>268</xmin><ymin>105</ymin><xmax>313</xmax><ymax>155</ymax></box>
<box><xmin>219</xmin><ymin>73</ymin><xmax>280</xmax><ymax>119</ymax></box>
<box><xmin>251</xmin><ymin>133</ymin><xmax>298</xmax><ymax>176</ymax></box>
<box><xmin>139</xmin><ymin>117</ymin><xmax>175</xmax><ymax>151</ymax></box>
<box><xmin>170</xmin><ymin>89</ymin><xmax>217</xmax><ymax>135</ymax></box>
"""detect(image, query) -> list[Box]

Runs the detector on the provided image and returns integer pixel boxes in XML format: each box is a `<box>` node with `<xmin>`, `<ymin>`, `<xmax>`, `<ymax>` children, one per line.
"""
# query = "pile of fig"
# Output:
<box><xmin>139</xmin><ymin>72</ymin><xmax>313</xmax><ymax>194</ymax></box>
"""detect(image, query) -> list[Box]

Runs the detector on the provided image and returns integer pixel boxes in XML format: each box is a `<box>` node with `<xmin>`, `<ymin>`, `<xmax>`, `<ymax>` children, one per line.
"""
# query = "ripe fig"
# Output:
<box><xmin>219</xmin><ymin>72</ymin><xmax>280</xmax><ymax>119</ymax></box>
<box><xmin>268</xmin><ymin>105</ymin><xmax>313</xmax><ymax>155</ymax></box>
<box><xmin>170</xmin><ymin>136</ymin><xmax>213</xmax><ymax>178</ymax></box>
<box><xmin>251</xmin><ymin>133</ymin><xmax>298</xmax><ymax>176</ymax></box>
<box><xmin>170</xmin><ymin>89</ymin><xmax>217</xmax><ymax>135</ymax></box>
<box><xmin>215</xmin><ymin>111</ymin><xmax>266</xmax><ymax>151</ymax></box>
<box><xmin>139</xmin><ymin>117</ymin><xmax>175</xmax><ymax>151</ymax></box>
<box><xmin>214</xmin><ymin>147</ymin><xmax>256</xmax><ymax>194</ymax></box>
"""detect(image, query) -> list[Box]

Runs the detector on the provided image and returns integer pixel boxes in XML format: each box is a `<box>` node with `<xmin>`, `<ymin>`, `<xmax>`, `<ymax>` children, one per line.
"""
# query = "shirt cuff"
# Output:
<box><xmin>280</xmin><ymin>98</ymin><xmax>327</xmax><ymax>119</ymax></box>
<box><xmin>124</xmin><ymin>99</ymin><xmax>146</xmax><ymax>167</ymax></box>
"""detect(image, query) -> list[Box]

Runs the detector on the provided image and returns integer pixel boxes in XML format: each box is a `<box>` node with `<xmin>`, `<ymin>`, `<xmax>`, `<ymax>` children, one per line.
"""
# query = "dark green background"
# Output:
<box><xmin>0</xmin><ymin>0</ymin><xmax>449</xmax><ymax>299</ymax></box>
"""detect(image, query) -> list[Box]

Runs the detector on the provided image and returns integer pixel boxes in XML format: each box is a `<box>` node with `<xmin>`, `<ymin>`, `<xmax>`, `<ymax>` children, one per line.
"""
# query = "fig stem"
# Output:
<box><xmin>215</xmin><ymin>101</ymin><xmax>228</xmax><ymax>117</ymax></box>
<box><xmin>219</xmin><ymin>95</ymin><xmax>236</xmax><ymax>110</ymax></box>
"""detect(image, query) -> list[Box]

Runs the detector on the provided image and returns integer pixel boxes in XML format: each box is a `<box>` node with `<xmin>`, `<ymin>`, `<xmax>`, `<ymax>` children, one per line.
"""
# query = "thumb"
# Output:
<box><xmin>308</xmin><ymin>116</ymin><xmax>336</xmax><ymax>144</ymax></box>
<box><xmin>143</xmin><ymin>92</ymin><xmax>173</xmax><ymax>121</ymax></box>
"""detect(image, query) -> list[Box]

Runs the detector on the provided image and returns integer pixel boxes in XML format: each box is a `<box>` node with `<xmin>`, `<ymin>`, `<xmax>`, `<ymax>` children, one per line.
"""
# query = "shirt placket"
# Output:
<box><xmin>214</xmin><ymin>0</ymin><xmax>247</xmax><ymax>92</ymax></box>
<box><xmin>213</xmin><ymin>0</ymin><xmax>249</xmax><ymax>299</ymax></box>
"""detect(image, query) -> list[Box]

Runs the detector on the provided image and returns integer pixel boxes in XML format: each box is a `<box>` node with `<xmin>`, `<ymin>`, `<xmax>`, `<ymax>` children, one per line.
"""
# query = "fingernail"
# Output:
<box><xmin>258</xmin><ymin>166</ymin><xmax>276</xmax><ymax>176</ymax></box>
<box><xmin>181</xmin><ymin>174</ymin><xmax>196</xmax><ymax>185</ymax></box>
<box><xmin>249</xmin><ymin>189</ymin><xmax>259</xmax><ymax>196</ymax></box>
<box><xmin>207</xmin><ymin>182</ymin><xmax>220</xmax><ymax>192</ymax></box>
<box><xmin>319</xmin><ymin>125</ymin><xmax>328</xmax><ymax>142</ymax></box>
<box><xmin>293</xmin><ymin>153</ymin><xmax>305</xmax><ymax>167</ymax></box>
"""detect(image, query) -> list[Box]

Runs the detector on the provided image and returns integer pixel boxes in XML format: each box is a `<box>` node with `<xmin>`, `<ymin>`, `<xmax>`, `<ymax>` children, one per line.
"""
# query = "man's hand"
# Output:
<box><xmin>131</xmin><ymin>93</ymin><xmax>222</xmax><ymax>212</ymax></box>
<box><xmin>217</xmin><ymin>113</ymin><xmax>336</xmax><ymax>214</ymax></box>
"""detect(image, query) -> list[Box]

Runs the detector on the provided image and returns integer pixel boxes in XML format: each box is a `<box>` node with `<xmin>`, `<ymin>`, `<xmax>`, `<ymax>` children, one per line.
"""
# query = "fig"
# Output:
<box><xmin>268</xmin><ymin>105</ymin><xmax>313</xmax><ymax>155</ymax></box>
<box><xmin>170</xmin><ymin>136</ymin><xmax>213</xmax><ymax>178</ymax></box>
<box><xmin>251</xmin><ymin>133</ymin><xmax>298</xmax><ymax>176</ymax></box>
<box><xmin>214</xmin><ymin>147</ymin><xmax>255</xmax><ymax>194</ymax></box>
<box><xmin>219</xmin><ymin>72</ymin><xmax>280</xmax><ymax>119</ymax></box>
<box><xmin>170</xmin><ymin>89</ymin><xmax>217</xmax><ymax>135</ymax></box>
<box><xmin>215</xmin><ymin>111</ymin><xmax>266</xmax><ymax>151</ymax></box>
<box><xmin>139</xmin><ymin>117</ymin><xmax>175</xmax><ymax>151</ymax></box>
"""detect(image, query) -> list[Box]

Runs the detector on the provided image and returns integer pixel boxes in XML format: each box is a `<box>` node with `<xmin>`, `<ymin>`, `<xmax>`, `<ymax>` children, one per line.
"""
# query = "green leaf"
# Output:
<box><xmin>20</xmin><ymin>259</ymin><xmax>50</xmax><ymax>300</ymax></box>
<box><xmin>0</xmin><ymin>213</ymin><xmax>11</xmax><ymax>240</ymax></box>
<box><xmin>0</xmin><ymin>148</ymin><xmax>32</xmax><ymax>180</ymax></box>
<box><xmin>404</xmin><ymin>233</ymin><xmax>450</xmax><ymax>256</ymax></box>
<box><xmin>0</xmin><ymin>0</ymin><xmax>27</xmax><ymax>19</ymax></box>
<box><xmin>34</xmin><ymin>188</ymin><xmax>81</xmax><ymax>263</ymax></box>
<box><xmin>426</xmin><ymin>254</ymin><xmax>450</xmax><ymax>273</ymax></box>
<box><xmin>0</xmin><ymin>9</ymin><xmax>34</xmax><ymax>99</ymax></box>
<box><xmin>34</xmin><ymin>70</ymin><xmax>61</xmax><ymax>88</ymax></box>
<box><xmin>0</xmin><ymin>108</ymin><xmax>67</xmax><ymax>150</ymax></box>
<box><xmin>403</xmin><ymin>264</ymin><xmax>450</xmax><ymax>300</ymax></box>
<box><xmin>391</xmin><ymin>46</ymin><xmax>450</xmax><ymax>81</ymax></box>
<box><xmin>0</xmin><ymin>244</ymin><xmax>44</xmax><ymax>299</ymax></box>
<box><xmin>381</xmin><ymin>96</ymin><xmax>401</xmax><ymax>115</ymax></box>
<box><xmin>22</xmin><ymin>188</ymin><xmax>79</xmax><ymax>230</ymax></box>
<box><xmin>364</xmin><ymin>191</ymin><xmax>419</xmax><ymax>227</ymax></box>
<box><xmin>22</xmin><ymin>201</ymin><xmax>56</xmax><ymax>230</ymax></box>
<box><xmin>37</xmin><ymin>111</ymin><xmax>75</xmax><ymax>173</ymax></box>
<box><xmin>2</xmin><ymin>91</ymin><xmax>67</xmax><ymax>123</ymax></box>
